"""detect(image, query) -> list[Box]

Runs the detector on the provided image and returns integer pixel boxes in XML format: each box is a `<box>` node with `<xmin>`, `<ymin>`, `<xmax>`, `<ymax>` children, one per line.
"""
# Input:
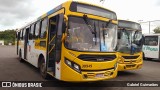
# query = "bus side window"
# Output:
<box><xmin>29</xmin><ymin>24</ymin><xmax>35</xmax><ymax>40</ymax></box>
<box><xmin>17</xmin><ymin>32</ymin><xmax>20</xmax><ymax>40</ymax></box>
<box><xmin>34</xmin><ymin>21</ymin><xmax>41</xmax><ymax>39</ymax></box>
<box><xmin>50</xmin><ymin>17</ymin><xmax>57</xmax><ymax>38</ymax></box>
<box><xmin>19</xmin><ymin>31</ymin><xmax>21</xmax><ymax>40</ymax></box>
<box><xmin>21</xmin><ymin>30</ymin><xmax>23</xmax><ymax>40</ymax></box>
<box><xmin>40</xmin><ymin>18</ymin><xmax>48</xmax><ymax>39</ymax></box>
<box><xmin>23</xmin><ymin>29</ymin><xmax>26</xmax><ymax>40</ymax></box>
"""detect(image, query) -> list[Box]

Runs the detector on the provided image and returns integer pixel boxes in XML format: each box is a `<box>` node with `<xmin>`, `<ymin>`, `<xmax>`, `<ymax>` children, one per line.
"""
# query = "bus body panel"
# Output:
<box><xmin>59</xmin><ymin>44</ymin><xmax>118</xmax><ymax>81</ymax></box>
<box><xmin>60</xmin><ymin>62</ymin><xmax>118</xmax><ymax>82</ymax></box>
<box><xmin>55</xmin><ymin>61</ymin><xmax>61</xmax><ymax>79</ymax></box>
<box><xmin>16</xmin><ymin>1</ymin><xmax>119</xmax><ymax>82</ymax></box>
<box><xmin>118</xmin><ymin>52</ymin><xmax>143</xmax><ymax>71</ymax></box>
<box><xmin>143</xmin><ymin>34</ymin><xmax>160</xmax><ymax>59</ymax></box>
<box><xmin>143</xmin><ymin>45</ymin><xmax>159</xmax><ymax>59</ymax></box>
<box><xmin>19</xmin><ymin>39</ymin><xmax>46</xmax><ymax>67</ymax></box>
<box><xmin>117</xmin><ymin>20</ymin><xmax>143</xmax><ymax>71</ymax></box>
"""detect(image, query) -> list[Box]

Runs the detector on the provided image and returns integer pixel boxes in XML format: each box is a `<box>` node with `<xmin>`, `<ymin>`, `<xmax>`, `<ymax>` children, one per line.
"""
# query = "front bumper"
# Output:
<box><xmin>61</xmin><ymin>64</ymin><xmax>118</xmax><ymax>82</ymax></box>
<box><xmin>118</xmin><ymin>61</ymin><xmax>143</xmax><ymax>71</ymax></box>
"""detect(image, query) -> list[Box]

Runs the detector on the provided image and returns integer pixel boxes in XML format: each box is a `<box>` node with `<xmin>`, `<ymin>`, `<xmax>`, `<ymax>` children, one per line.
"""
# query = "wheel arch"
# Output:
<box><xmin>38</xmin><ymin>53</ymin><xmax>45</xmax><ymax>68</ymax></box>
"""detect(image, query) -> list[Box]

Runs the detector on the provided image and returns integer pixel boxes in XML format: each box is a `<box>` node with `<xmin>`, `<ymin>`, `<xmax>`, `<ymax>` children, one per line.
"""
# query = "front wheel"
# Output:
<box><xmin>39</xmin><ymin>58</ymin><xmax>49</xmax><ymax>79</ymax></box>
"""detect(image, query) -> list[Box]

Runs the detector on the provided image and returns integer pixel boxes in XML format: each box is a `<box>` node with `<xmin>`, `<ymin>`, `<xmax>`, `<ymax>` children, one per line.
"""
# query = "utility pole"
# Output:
<box><xmin>149</xmin><ymin>21</ymin><xmax>150</xmax><ymax>34</ymax></box>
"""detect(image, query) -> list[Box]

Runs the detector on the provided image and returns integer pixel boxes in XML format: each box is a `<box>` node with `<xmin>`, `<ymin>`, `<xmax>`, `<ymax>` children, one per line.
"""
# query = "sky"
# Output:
<box><xmin>0</xmin><ymin>0</ymin><xmax>160</xmax><ymax>33</ymax></box>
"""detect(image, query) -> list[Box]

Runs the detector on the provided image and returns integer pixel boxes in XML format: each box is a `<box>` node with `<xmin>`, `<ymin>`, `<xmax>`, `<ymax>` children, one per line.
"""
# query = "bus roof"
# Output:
<box><xmin>18</xmin><ymin>1</ymin><xmax>116</xmax><ymax>30</ymax></box>
<box><xmin>143</xmin><ymin>33</ymin><xmax>160</xmax><ymax>36</ymax></box>
<box><xmin>118</xmin><ymin>19</ymin><xmax>141</xmax><ymax>31</ymax></box>
<box><xmin>37</xmin><ymin>1</ymin><xmax>116</xmax><ymax>20</ymax></box>
<box><xmin>118</xmin><ymin>19</ymin><xmax>140</xmax><ymax>25</ymax></box>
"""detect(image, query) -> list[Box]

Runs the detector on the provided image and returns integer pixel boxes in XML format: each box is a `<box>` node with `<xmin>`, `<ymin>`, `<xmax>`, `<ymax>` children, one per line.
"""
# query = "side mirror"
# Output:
<box><xmin>61</xmin><ymin>15</ymin><xmax>68</xmax><ymax>42</ymax></box>
<box><xmin>64</xmin><ymin>15</ymin><xmax>68</xmax><ymax>21</ymax></box>
<box><xmin>142</xmin><ymin>35</ymin><xmax>145</xmax><ymax>45</ymax></box>
<box><xmin>118</xmin><ymin>31</ymin><xmax>121</xmax><ymax>39</ymax></box>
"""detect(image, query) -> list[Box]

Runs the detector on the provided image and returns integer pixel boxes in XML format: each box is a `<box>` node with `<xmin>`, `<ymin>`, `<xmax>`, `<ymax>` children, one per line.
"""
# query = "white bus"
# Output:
<box><xmin>143</xmin><ymin>34</ymin><xmax>160</xmax><ymax>59</ymax></box>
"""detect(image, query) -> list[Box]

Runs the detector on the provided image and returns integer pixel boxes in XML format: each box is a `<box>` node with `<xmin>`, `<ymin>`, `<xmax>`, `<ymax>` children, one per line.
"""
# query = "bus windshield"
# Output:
<box><xmin>65</xmin><ymin>16</ymin><xmax>117</xmax><ymax>52</ymax></box>
<box><xmin>117</xmin><ymin>29</ymin><xmax>143</xmax><ymax>54</ymax></box>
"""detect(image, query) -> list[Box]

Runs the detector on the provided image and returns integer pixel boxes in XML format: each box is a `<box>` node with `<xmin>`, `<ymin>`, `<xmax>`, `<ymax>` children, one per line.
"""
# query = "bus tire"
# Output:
<box><xmin>19</xmin><ymin>50</ymin><xmax>23</xmax><ymax>62</ymax></box>
<box><xmin>143</xmin><ymin>52</ymin><xmax>146</xmax><ymax>60</ymax></box>
<box><xmin>39</xmin><ymin>57</ymin><xmax>49</xmax><ymax>79</ymax></box>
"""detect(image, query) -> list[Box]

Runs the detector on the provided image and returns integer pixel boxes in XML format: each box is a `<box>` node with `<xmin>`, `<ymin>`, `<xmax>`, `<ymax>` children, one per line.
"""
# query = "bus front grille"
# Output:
<box><xmin>122</xmin><ymin>56</ymin><xmax>139</xmax><ymax>59</ymax></box>
<box><xmin>77</xmin><ymin>54</ymin><xmax>116</xmax><ymax>62</ymax></box>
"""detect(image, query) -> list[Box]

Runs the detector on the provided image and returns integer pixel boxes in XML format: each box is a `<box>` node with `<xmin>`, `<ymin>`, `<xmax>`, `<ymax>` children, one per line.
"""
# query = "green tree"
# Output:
<box><xmin>154</xmin><ymin>26</ymin><xmax>160</xmax><ymax>33</ymax></box>
<box><xmin>0</xmin><ymin>29</ymin><xmax>16</xmax><ymax>45</ymax></box>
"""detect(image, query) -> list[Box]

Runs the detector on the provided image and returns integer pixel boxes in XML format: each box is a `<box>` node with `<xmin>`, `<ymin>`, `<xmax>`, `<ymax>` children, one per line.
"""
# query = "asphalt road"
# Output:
<box><xmin>0</xmin><ymin>46</ymin><xmax>160</xmax><ymax>90</ymax></box>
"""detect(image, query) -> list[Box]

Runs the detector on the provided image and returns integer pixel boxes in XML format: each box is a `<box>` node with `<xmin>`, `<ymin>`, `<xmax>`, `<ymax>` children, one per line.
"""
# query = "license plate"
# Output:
<box><xmin>95</xmin><ymin>73</ymin><xmax>104</xmax><ymax>78</ymax></box>
<box><xmin>126</xmin><ymin>64</ymin><xmax>135</xmax><ymax>68</ymax></box>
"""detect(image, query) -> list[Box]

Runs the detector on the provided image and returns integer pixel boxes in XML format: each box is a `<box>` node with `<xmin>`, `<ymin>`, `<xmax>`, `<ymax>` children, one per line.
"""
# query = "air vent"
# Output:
<box><xmin>122</xmin><ymin>56</ymin><xmax>139</xmax><ymax>59</ymax></box>
<box><xmin>77</xmin><ymin>54</ymin><xmax>116</xmax><ymax>62</ymax></box>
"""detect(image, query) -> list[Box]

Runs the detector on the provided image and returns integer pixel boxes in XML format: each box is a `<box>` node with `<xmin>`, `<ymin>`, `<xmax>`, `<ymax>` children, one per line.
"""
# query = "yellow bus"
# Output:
<box><xmin>116</xmin><ymin>20</ymin><xmax>143</xmax><ymax>71</ymax></box>
<box><xmin>16</xmin><ymin>1</ymin><xmax>118</xmax><ymax>82</ymax></box>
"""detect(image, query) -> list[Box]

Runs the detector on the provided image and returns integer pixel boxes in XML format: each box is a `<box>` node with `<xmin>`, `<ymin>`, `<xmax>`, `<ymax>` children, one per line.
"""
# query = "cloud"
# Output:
<box><xmin>0</xmin><ymin>0</ymin><xmax>37</xmax><ymax>30</ymax></box>
<box><xmin>154</xmin><ymin>0</ymin><xmax>160</xmax><ymax>6</ymax></box>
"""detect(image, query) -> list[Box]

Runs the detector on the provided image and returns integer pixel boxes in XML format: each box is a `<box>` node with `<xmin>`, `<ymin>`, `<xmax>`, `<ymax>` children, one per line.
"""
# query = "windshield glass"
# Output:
<box><xmin>117</xmin><ymin>29</ymin><xmax>143</xmax><ymax>54</ymax></box>
<box><xmin>65</xmin><ymin>16</ymin><xmax>117</xmax><ymax>52</ymax></box>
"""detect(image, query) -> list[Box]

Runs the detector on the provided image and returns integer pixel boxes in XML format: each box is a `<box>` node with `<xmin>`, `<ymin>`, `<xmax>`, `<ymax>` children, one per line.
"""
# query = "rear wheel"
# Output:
<box><xmin>147</xmin><ymin>58</ymin><xmax>152</xmax><ymax>60</ymax></box>
<box><xmin>143</xmin><ymin>52</ymin><xmax>146</xmax><ymax>60</ymax></box>
<box><xmin>19</xmin><ymin>50</ymin><xmax>23</xmax><ymax>62</ymax></box>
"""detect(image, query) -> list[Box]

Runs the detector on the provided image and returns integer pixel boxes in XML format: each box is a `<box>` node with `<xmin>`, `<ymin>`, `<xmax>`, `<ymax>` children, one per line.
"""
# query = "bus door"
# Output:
<box><xmin>16</xmin><ymin>32</ymin><xmax>20</xmax><ymax>55</ymax></box>
<box><xmin>47</xmin><ymin>14</ymin><xmax>64</xmax><ymax>76</ymax></box>
<box><xmin>159</xmin><ymin>36</ymin><xmax>160</xmax><ymax>59</ymax></box>
<box><xmin>24</xmin><ymin>27</ymin><xmax>29</xmax><ymax>59</ymax></box>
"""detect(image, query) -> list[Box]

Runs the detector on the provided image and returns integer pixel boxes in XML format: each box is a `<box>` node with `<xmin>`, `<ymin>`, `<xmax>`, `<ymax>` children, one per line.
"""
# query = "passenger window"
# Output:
<box><xmin>29</xmin><ymin>24</ymin><xmax>35</xmax><ymax>40</ymax></box>
<box><xmin>21</xmin><ymin>30</ymin><xmax>23</xmax><ymax>40</ymax></box>
<box><xmin>40</xmin><ymin>18</ymin><xmax>48</xmax><ymax>39</ymax></box>
<box><xmin>35</xmin><ymin>22</ymin><xmax>41</xmax><ymax>39</ymax></box>
<box><xmin>18</xmin><ymin>32</ymin><xmax>20</xmax><ymax>40</ymax></box>
<box><xmin>19</xmin><ymin>31</ymin><xmax>22</xmax><ymax>40</ymax></box>
<box><xmin>23</xmin><ymin>29</ymin><xmax>26</xmax><ymax>40</ymax></box>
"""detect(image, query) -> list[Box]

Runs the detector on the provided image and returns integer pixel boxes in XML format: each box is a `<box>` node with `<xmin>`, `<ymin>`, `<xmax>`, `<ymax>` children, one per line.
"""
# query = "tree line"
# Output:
<box><xmin>154</xmin><ymin>26</ymin><xmax>160</xmax><ymax>33</ymax></box>
<box><xmin>0</xmin><ymin>30</ymin><xmax>16</xmax><ymax>45</ymax></box>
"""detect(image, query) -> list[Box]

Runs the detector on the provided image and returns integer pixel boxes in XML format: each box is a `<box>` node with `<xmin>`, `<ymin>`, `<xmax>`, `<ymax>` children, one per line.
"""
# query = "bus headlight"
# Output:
<box><xmin>65</xmin><ymin>60</ymin><xmax>72</xmax><ymax>66</ymax></box>
<box><xmin>73</xmin><ymin>64</ymin><xmax>80</xmax><ymax>70</ymax></box>
<box><xmin>65</xmin><ymin>58</ymin><xmax>81</xmax><ymax>73</ymax></box>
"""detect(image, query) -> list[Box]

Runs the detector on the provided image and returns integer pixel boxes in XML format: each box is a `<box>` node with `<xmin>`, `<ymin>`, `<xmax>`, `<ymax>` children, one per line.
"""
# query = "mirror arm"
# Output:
<box><xmin>61</xmin><ymin>15</ymin><xmax>68</xmax><ymax>42</ymax></box>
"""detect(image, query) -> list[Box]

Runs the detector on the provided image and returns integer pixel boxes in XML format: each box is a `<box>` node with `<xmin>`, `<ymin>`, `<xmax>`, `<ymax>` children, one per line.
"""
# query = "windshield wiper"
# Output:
<box><xmin>93</xmin><ymin>21</ymin><xmax>97</xmax><ymax>45</ymax></box>
<box><xmin>83</xmin><ymin>14</ymin><xmax>97</xmax><ymax>45</ymax></box>
<box><xmin>83</xmin><ymin>15</ymin><xmax>96</xmax><ymax>34</ymax></box>
<box><xmin>122</xmin><ymin>28</ymin><xmax>133</xmax><ymax>54</ymax></box>
<box><xmin>122</xmin><ymin>28</ymin><xmax>130</xmax><ymax>42</ymax></box>
<box><xmin>102</xmin><ymin>20</ymin><xmax>112</xmax><ymax>45</ymax></box>
<box><xmin>105</xmin><ymin>19</ymin><xmax>112</xmax><ymax>28</ymax></box>
<box><xmin>102</xmin><ymin>24</ymin><xmax>106</xmax><ymax>45</ymax></box>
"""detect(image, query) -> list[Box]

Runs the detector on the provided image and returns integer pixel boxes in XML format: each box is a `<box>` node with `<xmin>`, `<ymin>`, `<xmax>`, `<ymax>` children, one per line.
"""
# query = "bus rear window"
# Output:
<box><xmin>144</xmin><ymin>36</ymin><xmax>158</xmax><ymax>46</ymax></box>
